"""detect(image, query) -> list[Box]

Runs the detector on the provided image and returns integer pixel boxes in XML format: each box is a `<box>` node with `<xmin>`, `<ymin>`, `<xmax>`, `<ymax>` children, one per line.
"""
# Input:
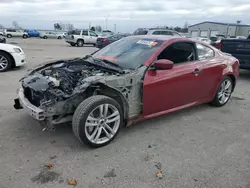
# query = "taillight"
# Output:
<box><xmin>103</xmin><ymin>38</ymin><xmax>108</xmax><ymax>42</ymax></box>
<box><xmin>218</xmin><ymin>41</ymin><xmax>222</xmax><ymax>50</ymax></box>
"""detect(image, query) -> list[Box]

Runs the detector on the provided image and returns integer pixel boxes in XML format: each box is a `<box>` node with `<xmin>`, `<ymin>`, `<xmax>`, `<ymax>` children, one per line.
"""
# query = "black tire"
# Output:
<box><xmin>210</xmin><ymin>76</ymin><xmax>233</xmax><ymax>107</ymax></box>
<box><xmin>23</xmin><ymin>34</ymin><xmax>28</xmax><ymax>39</ymax></box>
<box><xmin>76</xmin><ymin>39</ymin><xmax>84</xmax><ymax>47</ymax></box>
<box><xmin>7</xmin><ymin>34</ymin><xmax>12</xmax><ymax>38</ymax></box>
<box><xmin>0</xmin><ymin>51</ymin><xmax>13</xmax><ymax>72</ymax></box>
<box><xmin>72</xmin><ymin>95</ymin><xmax>123</xmax><ymax>148</ymax></box>
<box><xmin>43</xmin><ymin>36</ymin><xmax>48</xmax><ymax>39</ymax></box>
<box><xmin>57</xmin><ymin>36</ymin><xmax>61</xmax><ymax>39</ymax></box>
<box><xmin>70</xmin><ymin>43</ymin><xmax>76</xmax><ymax>46</ymax></box>
<box><xmin>93</xmin><ymin>43</ymin><xmax>96</xmax><ymax>47</ymax></box>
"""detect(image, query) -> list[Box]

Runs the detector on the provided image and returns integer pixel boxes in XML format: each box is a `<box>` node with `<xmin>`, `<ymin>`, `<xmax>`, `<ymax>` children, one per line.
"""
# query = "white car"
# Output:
<box><xmin>40</xmin><ymin>32</ymin><xmax>63</xmax><ymax>39</ymax></box>
<box><xmin>3</xmin><ymin>29</ymin><xmax>29</xmax><ymax>38</ymax></box>
<box><xmin>0</xmin><ymin>43</ymin><xmax>26</xmax><ymax>72</ymax></box>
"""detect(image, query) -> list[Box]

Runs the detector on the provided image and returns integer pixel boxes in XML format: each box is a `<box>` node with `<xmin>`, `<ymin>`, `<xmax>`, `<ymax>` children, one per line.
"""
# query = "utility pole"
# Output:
<box><xmin>104</xmin><ymin>15</ymin><xmax>109</xmax><ymax>30</ymax></box>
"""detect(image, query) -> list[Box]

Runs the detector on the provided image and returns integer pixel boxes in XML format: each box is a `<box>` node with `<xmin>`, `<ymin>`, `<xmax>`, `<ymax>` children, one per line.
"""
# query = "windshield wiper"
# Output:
<box><xmin>83</xmin><ymin>55</ymin><xmax>123</xmax><ymax>73</ymax></box>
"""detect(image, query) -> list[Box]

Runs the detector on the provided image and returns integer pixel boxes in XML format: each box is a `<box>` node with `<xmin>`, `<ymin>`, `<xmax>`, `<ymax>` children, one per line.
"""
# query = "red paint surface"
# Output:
<box><xmin>128</xmin><ymin>37</ymin><xmax>239</xmax><ymax>124</ymax></box>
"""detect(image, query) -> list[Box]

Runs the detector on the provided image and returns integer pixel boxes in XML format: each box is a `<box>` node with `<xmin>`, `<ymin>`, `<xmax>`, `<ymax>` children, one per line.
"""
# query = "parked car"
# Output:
<box><xmin>0</xmin><ymin>31</ymin><xmax>3</xmax><ymax>36</ymax></box>
<box><xmin>0</xmin><ymin>35</ymin><xmax>6</xmax><ymax>43</ymax></box>
<box><xmin>219</xmin><ymin>35</ymin><xmax>250</xmax><ymax>69</ymax></box>
<box><xmin>96</xmin><ymin>34</ymin><xmax>126</xmax><ymax>48</ymax></box>
<box><xmin>26</xmin><ymin>29</ymin><xmax>40</xmax><ymax>37</ymax></box>
<box><xmin>14</xmin><ymin>35</ymin><xmax>239</xmax><ymax>148</ymax></box>
<box><xmin>195</xmin><ymin>37</ymin><xmax>212</xmax><ymax>44</ymax></box>
<box><xmin>133</xmin><ymin>28</ymin><xmax>183</xmax><ymax>37</ymax></box>
<box><xmin>0</xmin><ymin>43</ymin><xmax>26</xmax><ymax>72</ymax></box>
<box><xmin>40</xmin><ymin>32</ymin><xmax>63</xmax><ymax>39</ymax></box>
<box><xmin>65</xmin><ymin>29</ymin><xmax>98</xmax><ymax>47</ymax></box>
<box><xmin>210</xmin><ymin>35</ymin><xmax>227</xmax><ymax>48</ymax></box>
<box><xmin>3</xmin><ymin>29</ymin><xmax>29</xmax><ymax>38</ymax></box>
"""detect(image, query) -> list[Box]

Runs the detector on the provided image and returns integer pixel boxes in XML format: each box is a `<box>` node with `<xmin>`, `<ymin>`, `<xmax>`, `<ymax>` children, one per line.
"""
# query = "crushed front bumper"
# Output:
<box><xmin>13</xmin><ymin>88</ymin><xmax>45</xmax><ymax>121</ymax></box>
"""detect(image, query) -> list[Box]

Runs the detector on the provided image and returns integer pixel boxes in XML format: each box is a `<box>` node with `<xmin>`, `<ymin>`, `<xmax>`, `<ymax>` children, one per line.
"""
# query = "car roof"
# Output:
<box><xmin>129</xmin><ymin>35</ymin><xmax>180</xmax><ymax>41</ymax></box>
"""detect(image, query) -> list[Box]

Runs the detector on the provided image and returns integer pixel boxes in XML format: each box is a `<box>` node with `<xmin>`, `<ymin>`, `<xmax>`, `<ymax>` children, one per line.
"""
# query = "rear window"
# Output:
<box><xmin>133</xmin><ymin>29</ymin><xmax>148</xmax><ymax>35</ymax></box>
<box><xmin>67</xmin><ymin>30</ymin><xmax>81</xmax><ymax>35</ymax></box>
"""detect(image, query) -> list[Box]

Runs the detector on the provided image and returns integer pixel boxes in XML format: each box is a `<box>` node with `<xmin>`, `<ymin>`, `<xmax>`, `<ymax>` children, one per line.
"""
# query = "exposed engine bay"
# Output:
<box><xmin>21</xmin><ymin>59</ymin><xmax>118</xmax><ymax>108</ymax></box>
<box><xmin>18</xmin><ymin>57</ymin><xmax>146</xmax><ymax>126</ymax></box>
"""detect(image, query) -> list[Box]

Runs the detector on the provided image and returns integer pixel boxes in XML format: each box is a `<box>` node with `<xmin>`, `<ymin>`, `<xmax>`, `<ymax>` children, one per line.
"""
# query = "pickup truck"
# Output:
<box><xmin>219</xmin><ymin>35</ymin><xmax>250</xmax><ymax>69</ymax></box>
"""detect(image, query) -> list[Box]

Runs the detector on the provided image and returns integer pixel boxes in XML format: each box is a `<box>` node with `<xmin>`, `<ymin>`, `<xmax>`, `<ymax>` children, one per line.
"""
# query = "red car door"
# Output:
<box><xmin>142</xmin><ymin>42</ymin><xmax>205</xmax><ymax>116</ymax></box>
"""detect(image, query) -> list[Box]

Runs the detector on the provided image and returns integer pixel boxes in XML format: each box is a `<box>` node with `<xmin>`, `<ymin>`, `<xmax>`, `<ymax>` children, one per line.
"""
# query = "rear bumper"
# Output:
<box><xmin>14</xmin><ymin>88</ymin><xmax>45</xmax><ymax>121</ymax></box>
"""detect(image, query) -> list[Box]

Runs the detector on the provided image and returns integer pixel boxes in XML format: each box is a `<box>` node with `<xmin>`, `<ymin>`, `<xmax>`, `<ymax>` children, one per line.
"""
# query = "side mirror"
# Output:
<box><xmin>154</xmin><ymin>59</ymin><xmax>174</xmax><ymax>70</ymax></box>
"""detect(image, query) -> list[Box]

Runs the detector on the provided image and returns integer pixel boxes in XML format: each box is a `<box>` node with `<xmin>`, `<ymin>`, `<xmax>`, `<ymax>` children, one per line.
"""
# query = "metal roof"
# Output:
<box><xmin>189</xmin><ymin>21</ymin><xmax>250</xmax><ymax>28</ymax></box>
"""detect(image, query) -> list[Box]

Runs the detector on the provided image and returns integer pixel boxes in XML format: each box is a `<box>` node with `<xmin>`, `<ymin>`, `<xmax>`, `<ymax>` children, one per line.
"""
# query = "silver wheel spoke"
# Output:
<box><xmin>107</xmin><ymin>115</ymin><xmax>120</xmax><ymax>123</ymax></box>
<box><xmin>99</xmin><ymin>104</ymin><xmax>104</xmax><ymax>117</ymax></box>
<box><xmin>106</xmin><ymin>111</ymin><xmax>119</xmax><ymax>119</ymax></box>
<box><xmin>218</xmin><ymin>91</ymin><xmax>223</xmax><ymax>98</ymax></box>
<box><xmin>93</xmin><ymin>127</ymin><xmax>102</xmax><ymax>143</ymax></box>
<box><xmin>224</xmin><ymin>81</ymin><xmax>231</xmax><ymax>89</ymax></box>
<box><xmin>103</xmin><ymin>104</ymin><xmax>109</xmax><ymax>117</ymax></box>
<box><xmin>86</xmin><ymin>122</ymin><xmax>99</xmax><ymax>127</ymax></box>
<box><xmin>104</xmin><ymin>123</ymin><xmax>115</xmax><ymax>135</ymax></box>
<box><xmin>87</xmin><ymin>114</ymin><xmax>99</xmax><ymax>122</ymax></box>
<box><xmin>103</xmin><ymin>127</ymin><xmax>112</xmax><ymax>139</ymax></box>
<box><xmin>89</xmin><ymin>127</ymin><xmax>99</xmax><ymax>140</ymax></box>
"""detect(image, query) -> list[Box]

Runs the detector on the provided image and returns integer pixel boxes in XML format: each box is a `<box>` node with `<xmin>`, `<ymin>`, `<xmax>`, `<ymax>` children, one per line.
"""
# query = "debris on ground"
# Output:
<box><xmin>156</xmin><ymin>171</ymin><xmax>163</xmax><ymax>179</ymax></box>
<box><xmin>148</xmin><ymin>145</ymin><xmax>152</xmax><ymax>148</ymax></box>
<box><xmin>104</xmin><ymin>169</ymin><xmax>116</xmax><ymax>178</ymax></box>
<box><xmin>155</xmin><ymin>162</ymin><xmax>162</xmax><ymax>170</ymax></box>
<box><xmin>68</xmin><ymin>178</ymin><xmax>77</xmax><ymax>185</ymax></box>
<box><xmin>46</xmin><ymin>163</ymin><xmax>55</xmax><ymax>168</ymax></box>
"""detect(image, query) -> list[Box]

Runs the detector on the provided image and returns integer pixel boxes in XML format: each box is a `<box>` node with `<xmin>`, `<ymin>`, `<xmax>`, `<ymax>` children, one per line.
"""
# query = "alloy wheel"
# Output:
<box><xmin>85</xmin><ymin>104</ymin><xmax>120</xmax><ymax>144</ymax></box>
<box><xmin>0</xmin><ymin>55</ymin><xmax>8</xmax><ymax>71</ymax></box>
<box><xmin>218</xmin><ymin>79</ymin><xmax>232</xmax><ymax>104</ymax></box>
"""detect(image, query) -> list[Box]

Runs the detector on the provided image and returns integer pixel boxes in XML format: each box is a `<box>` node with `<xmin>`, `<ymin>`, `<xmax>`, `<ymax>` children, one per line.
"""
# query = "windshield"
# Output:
<box><xmin>92</xmin><ymin>37</ymin><xmax>163</xmax><ymax>70</ymax></box>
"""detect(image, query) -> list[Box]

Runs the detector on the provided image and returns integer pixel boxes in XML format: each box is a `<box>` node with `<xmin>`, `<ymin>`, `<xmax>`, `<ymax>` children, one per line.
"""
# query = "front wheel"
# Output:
<box><xmin>76</xmin><ymin>39</ymin><xmax>84</xmax><ymax>47</ymax></box>
<box><xmin>43</xmin><ymin>36</ymin><xmax>47</xmax><ymax>39</ymax></box>
<box><xmin>23</xmin><ymin>34</ymin><xmax>28</xmax><ymax>39</ymax></box>
<box><xmin>211</xmin><ymin>76</ymin><xmax>233</xmax><ymax>107</ymax></box>
<box><xmin>72</xmin><ymin>95</ymin><xmax>123</xmax><ymax>148</ymax></box>
<box><xmin>57</xmin><ymin>36</ymin><xmax>61</xmax><ymax>39</ymax></box>
<box><xmin>0</xmin><ymin>51</ymin><xmax>12</xmax><ymax>72</ymax></box>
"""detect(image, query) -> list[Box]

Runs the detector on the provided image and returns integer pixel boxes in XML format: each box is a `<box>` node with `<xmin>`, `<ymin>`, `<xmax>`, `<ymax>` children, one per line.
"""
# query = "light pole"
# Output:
<box><xmin>104</xmin><ymin>15</ymin><xmax>109</xmax><ymax>30</ymax></box>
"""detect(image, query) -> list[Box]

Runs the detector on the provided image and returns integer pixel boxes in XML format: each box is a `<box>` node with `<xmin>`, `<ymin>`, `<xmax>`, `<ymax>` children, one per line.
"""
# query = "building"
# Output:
<box><xmin>188</xmin><ymin>21</ymin><xmax>250</xmax><ymax>38</ymax></box>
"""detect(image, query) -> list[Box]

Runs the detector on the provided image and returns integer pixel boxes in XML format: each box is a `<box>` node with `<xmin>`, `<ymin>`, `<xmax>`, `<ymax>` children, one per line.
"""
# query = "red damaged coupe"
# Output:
<box><xmin>14</xmin><ymin>35</ymin><xmax>239</xmax><ymax>147</ymax></box>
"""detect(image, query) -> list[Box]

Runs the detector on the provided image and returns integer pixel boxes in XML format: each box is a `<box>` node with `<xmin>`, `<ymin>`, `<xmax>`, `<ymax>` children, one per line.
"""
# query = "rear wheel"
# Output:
<box><xmin>43</xmin><ymin>36</ymin><xmax>48</xmax><ymax>39</ymax></box>
<box><xmin>57</xmin><ymin>36</ymin><xmax>61</xmax><ymax>39</ymax></box>
<box><xmin>7</xmin><ymin>34</ymin><xmax>12</xmax><ymax>38</ymax></box>
<box><xmin>76</xmin><ymin>39</ymin><xmax>84</xmax><ymax>47</ymax></box>
<box><xmin>23</xmin><ymin>34</ymin><xmax>28</xmax><ymax>39</ymax></box>
<box><xmin>211</xmin><ymin>76</ymin><xmax>233</xmax><ymax>107</ymax></box>
<box><xmin>72</xmin><ymin>95</ymin><xmax>123</xmax><ymax>148</ymax></box>
<box><xmin>0</xmin><ymin>51</ymin><xmax>12</xmax><ymax>72</ymax></box>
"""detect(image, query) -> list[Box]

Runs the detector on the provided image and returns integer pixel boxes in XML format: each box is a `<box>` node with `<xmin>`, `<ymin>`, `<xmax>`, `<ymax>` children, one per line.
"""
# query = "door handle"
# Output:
<box><xmin>193</xmin><ymin>68</ymin><xmax>202</xmax><ymax>74</ymax></box>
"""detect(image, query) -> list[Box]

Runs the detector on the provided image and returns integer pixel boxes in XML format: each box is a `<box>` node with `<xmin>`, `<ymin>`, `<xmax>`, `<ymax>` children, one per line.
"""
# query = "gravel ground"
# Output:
<box><xmin>0</xmin><ymin>38</ymin><xmax>250</xmax><ymax>188</ymax></box>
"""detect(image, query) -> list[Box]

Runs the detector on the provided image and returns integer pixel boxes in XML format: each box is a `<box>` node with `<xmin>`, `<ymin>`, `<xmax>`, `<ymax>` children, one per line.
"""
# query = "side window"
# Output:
<box><xmin>157</xmin><ymin>42</ymin><xmax>196</xmax><ymax>64</ymax></box>
<box><xmin>89</xmin><ymin>31</ymin><xmax>97</xmax><ymax>36</ymax></box>
<box><xmin>161</xmin><ymin>31</ymin><xmax>172</xmax><ymax>35</ymax></box>
<box><xmin>82</xmin><ymin>30</ymin><xmax>88</xmax><ymax>36</ymax></box>
<box><xmin>196</xmin><ymin>43</ymin><xmax>214</xmax><ymax>60</ymax></box>
<box><xmin>152</xmin><ymin>31</ymin><xmax>161</xmax><ymax>35</ymax></box>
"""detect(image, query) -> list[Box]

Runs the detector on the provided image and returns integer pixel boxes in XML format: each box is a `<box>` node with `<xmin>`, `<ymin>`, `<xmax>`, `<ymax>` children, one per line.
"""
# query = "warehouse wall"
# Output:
<box><xmin>238</xmin><ymin>26</ymin><xmax>250</xmax><ymax>37</ymax></box>
<box><xmin>188</xmin><ymin>22</ymin><xmax>238</xmax><ymax>37</ymax></box>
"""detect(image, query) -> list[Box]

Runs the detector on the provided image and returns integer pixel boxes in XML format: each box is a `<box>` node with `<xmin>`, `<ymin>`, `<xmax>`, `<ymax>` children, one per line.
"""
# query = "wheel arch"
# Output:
<box><xmin>0</xmin><ymin>50</ymin><xmax>16</xmax><ymax>67</ymax></box>
<box><xmin>85</xmin><ymin>83</ymin><xmax>129</xmax><ymax>123</ymax></box>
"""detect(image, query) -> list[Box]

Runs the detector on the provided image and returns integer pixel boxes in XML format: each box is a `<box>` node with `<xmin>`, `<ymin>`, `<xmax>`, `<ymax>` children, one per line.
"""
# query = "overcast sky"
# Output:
<box><xmin>1</xmin><ymin>0</ymin><xmax>250</xmax><ymax>32</ymax></box>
